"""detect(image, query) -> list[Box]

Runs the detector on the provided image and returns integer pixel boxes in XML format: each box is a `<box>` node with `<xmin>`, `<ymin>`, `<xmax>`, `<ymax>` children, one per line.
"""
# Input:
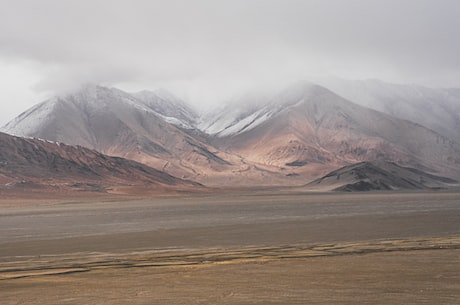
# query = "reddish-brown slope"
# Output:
<box><xmin>0</xmin><ymin>132</ymin><xmax>201</xmax><ymax>193</ymax></box>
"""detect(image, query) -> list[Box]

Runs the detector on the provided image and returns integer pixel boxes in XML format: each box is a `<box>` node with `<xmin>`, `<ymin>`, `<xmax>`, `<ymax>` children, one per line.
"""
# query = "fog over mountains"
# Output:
<box><xmin>210</xmin><ymin>82</ymin><xmax>460</xmax><ymax>179</ymax></box>
<box><xmin>316</xmin><ymin>78</ymin><xmax>460</xmax><ymax>143</ymax></box>
<box><xmin>2</xmin><ymin>80</ymin><xmax>460</xmax><ymax>190</ymax></box>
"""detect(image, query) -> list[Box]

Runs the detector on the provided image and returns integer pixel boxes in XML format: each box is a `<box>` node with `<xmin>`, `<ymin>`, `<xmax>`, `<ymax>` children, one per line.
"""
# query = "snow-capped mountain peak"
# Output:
<box><xmin>198</xmin><ymin>82</ymin><xmax>333</xmax><ymax>137</ymax></box>
<box><xmin>134</xmin><ymin>89</ymin><xmax>198</xmax><ymax>129</ymax></box>
<box><xmin>1</xmin><ymin>98</ymin><xmax>59</xmax><ymax>137</ymax></box>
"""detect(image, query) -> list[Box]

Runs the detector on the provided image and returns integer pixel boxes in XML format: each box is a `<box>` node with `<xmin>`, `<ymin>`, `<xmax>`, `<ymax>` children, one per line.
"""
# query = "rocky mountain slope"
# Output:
<box><xmin>1</xmin><ymin>85</ymin><xmax>239</xmax><ymax>182</ymax></box>
<box><xmin>316</xmin><ymin>78</ymin><xmax>460</xmax><ymax>142</ymax></box>
<box><xmin>306</xmin><ymin>161</ymin><xmax>457</xmax><ymax>192</ymax></box>
<box><xmin>134</xmin><ymin>88</ymin><xmax>198</xmax><ymax>129</ymax></box>
<box><xmin>211</xmin><ymin>82</ymin><xmax>460</xmax><ymax>181</ymax></box>
<box><xmin>198</xmin><ymin>91</ymin><xmax>271</xmax><ymax>137</ymax></box>
<box><xmin>0</xmin><ymin>132</ymin><xmax>201</xmax><ymax>193</ymax></box>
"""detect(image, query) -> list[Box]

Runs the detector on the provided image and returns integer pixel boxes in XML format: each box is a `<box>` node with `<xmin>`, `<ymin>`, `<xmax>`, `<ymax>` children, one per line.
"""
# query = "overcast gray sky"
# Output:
<box><xmin>1</xmin><ymin>0</ymin><xmax>460</xmax><ymax>124</ymax></box>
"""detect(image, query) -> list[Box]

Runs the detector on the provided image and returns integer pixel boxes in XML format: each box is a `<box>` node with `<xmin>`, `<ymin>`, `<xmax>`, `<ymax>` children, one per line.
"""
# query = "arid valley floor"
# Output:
<box><xmin>1</xmin><ymin>191</ymin><xmax>460</xmax><ymax>304</ymax></box>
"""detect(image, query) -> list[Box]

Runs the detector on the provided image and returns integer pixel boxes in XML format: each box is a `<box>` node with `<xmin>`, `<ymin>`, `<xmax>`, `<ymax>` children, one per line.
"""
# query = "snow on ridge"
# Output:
<box><xmin>32</xmin><ymin>137</ymin><xmax>61</xmax><ymax>146</ymax></box>
<box><xmin>1</xmin><ymin>98</ymin><xmax>58</xmax><ymax>137</ymax></box>
<box><xmin>134</xmin><ymin>89</ymin><xmax>198</xmax><ymax>127</ymax></box>
<box><xmin>216</xmin><ymin>108</ymin><xmax>274</xmax><ymax>137</ymax></box>
<box><xmin>2</xmin><ymin>85</ymin><xmax>200</xmax><ymax>138</ymax></box>
<box><xmin>159</xmin><ymin>115</ymin><xmax>195</xmax><ymax>129</ymax></box>
<box><xmin>2</xmin><ymin>82</ymin><xmax>337</xmax><ymax>139</ymax></box>
<box><xmin>197</xmin><ymin>82</ymin><xmax>323</xmax><ymax>137</ymax></box>
<box><xmin>71</xmin><ymin>85</ymin><xmax>158</xmax><ymax>115</ymax></box>
<box><xmin>200</xmin><ymin>102</ymin><xmax>281</xmax><ymax>137</ymax></box>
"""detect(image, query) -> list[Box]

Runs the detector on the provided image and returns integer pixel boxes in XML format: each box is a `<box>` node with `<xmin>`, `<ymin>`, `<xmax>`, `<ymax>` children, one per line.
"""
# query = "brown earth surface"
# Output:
<box><xmin>1</xmin><ymin>242</ymin><xmax>460</xmax><ymax>305</ymax></box>
<box><xmin>1</xmin><ymin>191</ymin><xmax>460</xmax><ymax>304</ymax></box>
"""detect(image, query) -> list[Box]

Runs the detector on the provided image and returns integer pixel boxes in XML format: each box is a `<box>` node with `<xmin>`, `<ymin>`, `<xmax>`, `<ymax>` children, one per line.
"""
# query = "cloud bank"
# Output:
<box><xmin>1</xmin><ymin>0</ymin><xmax>460</xmax><ymax>122</ymax></box>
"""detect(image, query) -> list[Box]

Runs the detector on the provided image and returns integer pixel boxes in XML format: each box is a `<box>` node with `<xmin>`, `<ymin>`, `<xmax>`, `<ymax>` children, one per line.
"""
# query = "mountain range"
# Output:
<box><xmin>211</xmin><ymin>82</ymin><xmax>460</xmax><ymax>175</ymax></box>
<box><xmin>2</xmin><ymin>80</ymin><xmax>460</xmax><ymax>191</ymax></box>
<box><xmin>1</xmin><ymin>85</ymin><xmax>245</xmax><ymax>185</ymax></box>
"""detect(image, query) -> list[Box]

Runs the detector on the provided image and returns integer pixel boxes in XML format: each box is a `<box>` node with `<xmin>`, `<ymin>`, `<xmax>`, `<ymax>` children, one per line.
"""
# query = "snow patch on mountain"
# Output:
<box><xmin>199</xmin><ymin>105</ymin><xmax>271</xmax><ymax>136</ymax></box>
<box><xmin>217</xmin><ymin>109</ymin><xmax>274</xmax><ymax>137</ymax></box>
<box><xmin>1</xmin><ymin>98</ymin><xmax>58</xmax><ymax>137</ymax></box>
<box><xmin>314</xmin><ymin>77</ymin><xmax>460</xmax><ymax>142</ymax></box>
<box><xmin>158</xmin><ymin>115</ymin><xmax>194</xmax><ymax>129</ymax></box>
<box><xmin>1</xmin><ymin>85</ymin><xmax>202</xmax><ymax>138</ymax></box>
<box><xmin>198</xmin><ymin>81</ymin><xmax>321</xmax><ymax>137</ymax></box>
<box><xmin>135</xmin><ymin>89</ymin><xmax>198</xmax><ymax>129</ymax></box>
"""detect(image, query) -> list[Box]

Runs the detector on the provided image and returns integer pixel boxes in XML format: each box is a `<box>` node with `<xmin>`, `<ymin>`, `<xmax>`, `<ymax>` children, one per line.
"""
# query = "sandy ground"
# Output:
<box><xmin>1</xmin><ymin>191</ymin><xmax>460</xmax><ymax>304</ymax></box>
<box><xmin>2</xmin><ymin>247</ymin><xmax>460</xmax><ymax>305</ymax></box>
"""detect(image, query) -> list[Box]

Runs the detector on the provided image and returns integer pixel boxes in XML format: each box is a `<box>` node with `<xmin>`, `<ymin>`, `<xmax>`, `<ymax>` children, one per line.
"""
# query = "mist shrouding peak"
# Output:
<box><xmin>1</xmin><ymin>0</ymin><xmax>460</xmax><ymax>124</ymax></box>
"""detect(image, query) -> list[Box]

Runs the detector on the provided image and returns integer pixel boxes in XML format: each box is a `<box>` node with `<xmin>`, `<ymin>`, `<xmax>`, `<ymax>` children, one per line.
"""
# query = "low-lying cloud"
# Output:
<box><xmin>1</xmin><ymin>0</ymin><xmax>460</xmax><ymax>122</ymax></box>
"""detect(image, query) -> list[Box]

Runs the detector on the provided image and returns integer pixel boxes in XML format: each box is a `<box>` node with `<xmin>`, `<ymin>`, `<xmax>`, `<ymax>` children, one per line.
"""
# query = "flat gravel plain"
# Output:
<box><xmin>1</xmin><ymin>191</ymin><xmax>460</xmax><ymax>304</ymax></box>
